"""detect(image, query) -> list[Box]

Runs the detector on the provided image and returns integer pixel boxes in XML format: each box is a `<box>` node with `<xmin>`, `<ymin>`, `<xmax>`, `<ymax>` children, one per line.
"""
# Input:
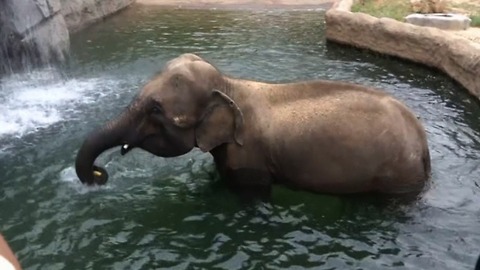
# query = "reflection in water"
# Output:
<box><xmin>0</xmin><ymin>5</ymin><xmax>479</xmax><ymax>270</ymax></box>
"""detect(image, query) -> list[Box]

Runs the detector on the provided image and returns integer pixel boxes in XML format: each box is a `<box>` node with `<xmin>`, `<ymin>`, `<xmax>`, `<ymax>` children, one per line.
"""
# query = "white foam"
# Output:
<box><xmin>0</xmin><ymin>69</ymin><xmax>119</xmax><ymax>137</ymax></box>
<box><xmin>59</xmin><ymin>166</ymin><xmax>112</xmax><ymax>193</ymax></box>
<box><xmin>59</xmin><ymin>166</ymin><xmax>80</xmax><ymax>183</ymax></box>
<box><xmin>0</xmin><ymin>107</ymin><xmax>61</xmax><ymax>135</ymax></box>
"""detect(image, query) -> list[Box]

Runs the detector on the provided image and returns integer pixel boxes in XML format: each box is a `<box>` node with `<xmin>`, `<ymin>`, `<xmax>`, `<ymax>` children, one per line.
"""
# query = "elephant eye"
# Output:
<box><xmin>151</xmin><ymin>104</ymin><xmax>163</xmax><ymax>115</ymax></box>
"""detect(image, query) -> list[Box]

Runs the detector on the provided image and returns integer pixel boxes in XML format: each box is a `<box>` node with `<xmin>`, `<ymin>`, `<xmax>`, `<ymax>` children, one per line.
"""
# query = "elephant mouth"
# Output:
<box><xmin>120</xmin><ymin>133</ymin><xmax>160</xmax><ymax>156</ymax></box>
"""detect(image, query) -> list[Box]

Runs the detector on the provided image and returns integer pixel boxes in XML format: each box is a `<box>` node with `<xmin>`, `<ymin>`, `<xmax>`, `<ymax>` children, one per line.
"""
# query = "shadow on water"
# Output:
<box><xmin>1</xmin><ymin>5</ymin><xmax>480</xmax><ymax>270</ymax></box>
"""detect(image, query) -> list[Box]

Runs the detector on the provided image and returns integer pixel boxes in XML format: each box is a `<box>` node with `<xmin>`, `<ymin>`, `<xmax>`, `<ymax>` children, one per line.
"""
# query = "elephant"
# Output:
<box><xmin>75</xmin><ymin>53</ymin><xmax>431</xmax><ymax>196</ymax></box>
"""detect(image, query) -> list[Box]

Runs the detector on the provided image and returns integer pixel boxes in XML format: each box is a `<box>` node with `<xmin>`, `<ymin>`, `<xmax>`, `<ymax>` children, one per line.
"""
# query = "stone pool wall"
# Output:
<box><xmin>0</xmin><ymin>0</ymin><xmax>69</xmax><ymax>70</ymax></box>
<box><xmin>61</xmin><ymin>0</ymin><xmax>135</xmax><ymax>32</ymax></box>
<box><xmin>0</xmin><ymin>0</ymin><xmax>135</xmax><ymax>74</ymax></box>
<box><xmin>325</xmin><ymin>0</ymin><xmax>480</xmax><ymax>99</ymax></box>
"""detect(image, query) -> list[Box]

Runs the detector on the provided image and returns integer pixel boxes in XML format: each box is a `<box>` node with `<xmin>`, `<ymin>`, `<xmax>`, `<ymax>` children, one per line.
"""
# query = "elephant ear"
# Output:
<box><xmin>195</xmin><ymin>90</ymin><xmax>244</xmax><ymax>152</ymax></box>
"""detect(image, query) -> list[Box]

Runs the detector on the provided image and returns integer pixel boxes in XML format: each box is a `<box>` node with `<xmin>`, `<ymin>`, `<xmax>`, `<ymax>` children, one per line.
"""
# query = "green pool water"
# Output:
<box><xmin>0</xmin><ymin>5</ymin><xmax>479</xmax><ymax>270</ymax></box>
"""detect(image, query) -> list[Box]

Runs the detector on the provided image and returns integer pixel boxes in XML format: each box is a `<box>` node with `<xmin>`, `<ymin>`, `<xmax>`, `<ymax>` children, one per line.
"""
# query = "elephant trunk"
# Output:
<box><xmin>75</xmin><ymin>118</ymin><xmax>126</xmax><ymax>185</ymax></box>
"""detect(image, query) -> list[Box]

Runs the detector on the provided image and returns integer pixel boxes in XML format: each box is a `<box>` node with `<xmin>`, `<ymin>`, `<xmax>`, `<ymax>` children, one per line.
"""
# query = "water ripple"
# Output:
<box><xmin>0</xmin><ymin>5</ymin><xmax>479</xmax><ymax>270</ymax></box>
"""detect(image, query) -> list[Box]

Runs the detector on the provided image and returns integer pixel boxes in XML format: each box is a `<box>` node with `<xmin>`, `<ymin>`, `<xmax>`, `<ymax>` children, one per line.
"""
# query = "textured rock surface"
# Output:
<box><xmin>0</xmin><ymin>0</ymin><xmax>135</xmax><ymax>74</ymax></box>
<box><xmin>325</xmin><ymin>2</ymin><xmax>480</xmax><ymax>99</ymax></box>
<box><xmin>24</xmin><ymin>12</ymin><xmax>70</xmax><ymax>63</ymax></box>
<box><xmin>61</xmin><ymin>0</ymin><xmax>135</xmax><ymax>32</ymax></box>
<box><xmin>0</xmin><ymin>0</ymin><xmax>69</xmax><ymax>73</ymax></box>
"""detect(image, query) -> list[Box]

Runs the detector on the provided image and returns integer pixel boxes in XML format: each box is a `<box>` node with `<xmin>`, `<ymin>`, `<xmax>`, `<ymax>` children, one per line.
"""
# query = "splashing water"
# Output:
<box><xmin>1</xmin><ymin>6</ymin><xmax>480</xmax><ymax>270</ymax></box>
<box><xmin>0</xmin><ymin>68</ymin><xmax>120</xmax><ymax>138</ymax></box>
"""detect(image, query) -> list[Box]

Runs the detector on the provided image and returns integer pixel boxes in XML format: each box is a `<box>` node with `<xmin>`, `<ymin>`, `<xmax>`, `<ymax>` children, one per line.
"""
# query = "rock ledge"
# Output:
<box><xmin>0</xmin><ymin>0</ymin><xmax>135</xmax><ymax>74</ymax></box>
<box><xmin>325</xmin><ymin>0</ymin><xmax>480</xmax><ymax>99</ymax></box>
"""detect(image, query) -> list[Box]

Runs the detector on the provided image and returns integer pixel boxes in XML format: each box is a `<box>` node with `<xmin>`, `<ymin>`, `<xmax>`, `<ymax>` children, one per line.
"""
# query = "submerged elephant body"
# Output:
<box><xmin>75</xmin><ymin>53</ymin><xmax>431</xmax><ymax>195</ymax></box>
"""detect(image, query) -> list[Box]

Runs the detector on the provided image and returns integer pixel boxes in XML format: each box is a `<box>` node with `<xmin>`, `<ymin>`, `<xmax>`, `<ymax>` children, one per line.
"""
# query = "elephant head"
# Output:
<box><xmin>75</xmin><ymin>53</ymin><xmax>244</xmax><ymax>185</ymax></box>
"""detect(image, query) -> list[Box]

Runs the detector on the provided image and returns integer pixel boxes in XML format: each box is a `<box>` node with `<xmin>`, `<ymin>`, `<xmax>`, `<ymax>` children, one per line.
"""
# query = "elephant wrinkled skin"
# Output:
<box><xmin>75</xmin><ymin>53</ymin><xmax>431</xmax><ymax>195</ymax></box>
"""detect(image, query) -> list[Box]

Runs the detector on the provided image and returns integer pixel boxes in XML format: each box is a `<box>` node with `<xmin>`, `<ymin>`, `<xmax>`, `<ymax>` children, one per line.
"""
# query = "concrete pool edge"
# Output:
<box><xmin>325</xmin><ymin>0</ymin><xmax>480</xmax><ymax>100</ymax></box>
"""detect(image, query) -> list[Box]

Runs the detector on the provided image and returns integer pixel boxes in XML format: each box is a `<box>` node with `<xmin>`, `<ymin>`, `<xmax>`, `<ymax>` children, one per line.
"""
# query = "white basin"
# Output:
<box><xmin>405</xmin><ymin>13</ymin><xmax>471</xmax><ymax>30</ymax></box>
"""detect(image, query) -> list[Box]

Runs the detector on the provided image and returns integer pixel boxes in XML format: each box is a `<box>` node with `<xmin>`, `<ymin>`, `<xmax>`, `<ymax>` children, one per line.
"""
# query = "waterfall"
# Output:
<box><xmin>0</xmin><ymin>0</ymin><xmax>135</xmax><ymax>145</ymax></box>
<box><xmin>0</xmin><ymin>0</ymin><xmax>70</xmax><ymax>74</ymax></box>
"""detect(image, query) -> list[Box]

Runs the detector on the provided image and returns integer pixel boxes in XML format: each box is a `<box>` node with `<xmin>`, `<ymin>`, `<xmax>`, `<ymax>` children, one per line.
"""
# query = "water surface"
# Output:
<box><xmin>1</xmin><ymin>5</ymin><xmax>479</xmax><ymax>270</ymax></box>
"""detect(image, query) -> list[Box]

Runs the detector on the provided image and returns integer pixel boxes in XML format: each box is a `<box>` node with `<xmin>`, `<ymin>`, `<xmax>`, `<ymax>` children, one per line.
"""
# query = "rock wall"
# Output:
<box><xmin>61</xmin><ymin>0</ymin><xmax>135</xmax><ymax>33</ymax></box>
<box><xmin>0</xmin><ymin>0</ymin><xmax>135</xmax><ymax>74</ymax></box>
<box><xmin>325</xmin><ymin>0</ymin><xmax>480</xmax><ymax>99</ymax></box>
<box><xmin>0</xmin><ymin>0</ymin><xmax>69</xmax><ymax>73</ymax></box>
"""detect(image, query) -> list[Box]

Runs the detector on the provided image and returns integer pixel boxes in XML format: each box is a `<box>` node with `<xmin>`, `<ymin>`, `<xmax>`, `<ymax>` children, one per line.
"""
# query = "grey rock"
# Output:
<box><xmin>6</xmin><ymin>0</ymin><xmax>45</xmax><ymax>34</ymax></box>
<box><xmin>0</xmin><ymin>0</ymin><xmax>69</xmax><ymax>73</ymax></box>
<box><xmin>34</xmin><ymin>0</ymin><xmax>62</xmax><ymax>18</ymax></box>
<box><xmin>405</xmin><ymin>13</ymin><xmax>471</xmax><ymax>31</ymax></box>
<box><xmin>0</xmin><ymin>0</ymin><xmax>135</xmax><ymax>74</ymax></box>
<box><xmin>61</xmin><ymin>0</ymin><xmax>135</xmax><ymax>32</ymax></box>
<box><xmin>24</xmin><ymin>13</ymin><xmax>70</xmax><ymax>63</ymax></box>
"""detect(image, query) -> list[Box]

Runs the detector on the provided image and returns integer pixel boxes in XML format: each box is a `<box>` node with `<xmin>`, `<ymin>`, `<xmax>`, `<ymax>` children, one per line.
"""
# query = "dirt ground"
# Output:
<box><xmin>448</xmin><ymin>0</ymin><xmax>480</xmax><ymax>13</ymax></box>
<box><xmin>441</xmin><ymin>0</ymin><xmax>480</xmax><ymax>43</ymax></box>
